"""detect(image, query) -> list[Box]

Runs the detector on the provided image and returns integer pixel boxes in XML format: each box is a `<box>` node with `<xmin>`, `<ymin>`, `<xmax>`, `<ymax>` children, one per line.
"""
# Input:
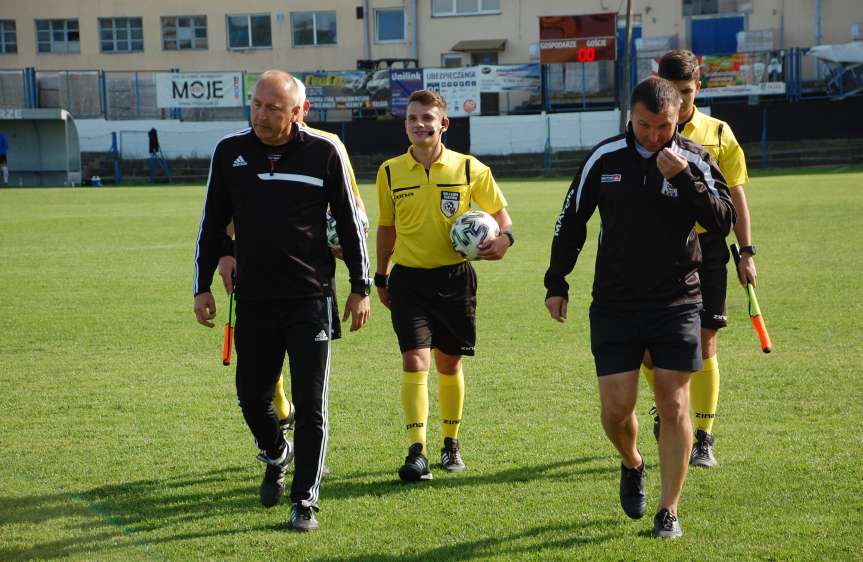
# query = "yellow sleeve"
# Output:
<box><xmin>376</xmin><ymin>163</ymin><xmax>395</xmax><ymax>227</ymax></box>
<box><xmin>718</xmin><ymin>124</ymin><xmax>748</xmax><ymax>188</ymax></box>
<box><xmin>469</xmin><ymin>158</ymin><xmax>507</xmax><ymax>214</ymax></box>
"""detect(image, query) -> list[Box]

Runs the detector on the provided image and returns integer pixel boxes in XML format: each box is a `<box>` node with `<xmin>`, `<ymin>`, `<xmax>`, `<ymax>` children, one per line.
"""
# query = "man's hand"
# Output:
<box><xmin>477</xmin><ymin>235</ymin><xmax>510</xmax><ymax>260</ymax></box>
<box><xmin>545</xmin><ymin>296</ymin><xmax>568</xmax><ymax>323</ymax></box>
<box><xmin>737</xmin><ymin>254</ymin><xmax>757</xmax><ymax>288</ymax></box>
<box><xmin>217</xmin><ymin>256</ymin><xmax>236</xmax><ymax>294</ymax></box>
<box><xmin>330</xmin><ymin>246</ymin><xmax>344</xmax><ymax>260</ymax></box>
<box><xmin>343</xmin><ymin>293</ymin><xmax>370</xmax><ymax>331</ymax></box>
<box><xmin>194</xmin><ymin>292</ymin><xmax>217</xmax><ymax>327</ymax></box>
<box><xmin>656</xmin><ymin>147</ymin><xmax>688</xmax><ymax>179</ymax></box>
<box><xmin>377</xmin><ymin>286</ymin><xmax>391</xmax><ymax>310</ymax></box>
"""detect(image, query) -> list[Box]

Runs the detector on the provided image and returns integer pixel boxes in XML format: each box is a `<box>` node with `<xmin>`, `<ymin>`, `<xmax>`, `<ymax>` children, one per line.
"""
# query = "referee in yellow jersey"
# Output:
<box><xmin>642</xmin><ymin>50</ymin><xmax>758</xmax><ymax>468</ymax></box>
<box><xmin>375</xmin><ymin>89</ymin><xmax>513</xmax><ymax>482</ymax></box>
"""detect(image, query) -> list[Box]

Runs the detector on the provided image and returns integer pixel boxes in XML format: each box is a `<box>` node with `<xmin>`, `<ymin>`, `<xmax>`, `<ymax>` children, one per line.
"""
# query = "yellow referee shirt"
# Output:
<box><xmin>300</xmin><ymin>123</ymin><xmax>362</xmax><ymax>202</ymax></box>
<box><xmin>377</xmin><ymin>146</ymin><xmax>507</xmax><ymax>268</ymax></box>
<box><xmin>682</xmin><ymin>107</ymin><xmax>748</xmax><ymax>233</ymax></box>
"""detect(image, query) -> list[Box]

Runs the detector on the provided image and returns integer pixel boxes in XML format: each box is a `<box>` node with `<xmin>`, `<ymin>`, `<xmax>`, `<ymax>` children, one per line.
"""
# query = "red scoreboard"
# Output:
<box><xmin>539</xmin><ymin>13</ymin><xmax>617</xmax><ymax>64</ymax></box>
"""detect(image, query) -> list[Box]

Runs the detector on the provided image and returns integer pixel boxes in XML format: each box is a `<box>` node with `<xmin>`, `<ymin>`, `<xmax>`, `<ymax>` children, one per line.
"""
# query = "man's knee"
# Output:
<box><xmin>701</xmin><ymin>328</ymin><xmax>718</xmax><ymax>359</ymax></box>
<box><xmin>434</xmin><ymin>350</ymin><xmax>462</xmax><ymax>374</ymax></box>
<box><xmin>402</xmin><ymin>348</ymin><xmax>431</xmax><ymax>372</ymax></box>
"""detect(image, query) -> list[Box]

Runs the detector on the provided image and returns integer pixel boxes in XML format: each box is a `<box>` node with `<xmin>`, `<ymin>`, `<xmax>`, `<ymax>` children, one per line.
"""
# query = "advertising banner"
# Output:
<box><xmin>389</xmin><ymin>69</ymin><xmax>424</xmax><ymax>118</ymax></box>
<box><xmin>477</xmin><ymin>64</ymin><xmax>541</xmax><ymax>93</ymax></box>
<box><xmin>423</xmin><ymin>67</ymin><xmax>481</xmax><ymax>117</ymax></box>
<box><xmin>643</xmin><ymin>52</ymin><xmax>786</xmax><ymax>97</ymax></box>
<box><xmin>156</xmin><ymin>72</ymin><xmax>243</xmax><ymax>108</ymax></box>
<box><xmin>245</xmin><ymin>70</ymin><xmax>389</xmax><ymax>110</ymax></box>
<box><xmin>697</xmin><ymin>52</ymin><xmax>786</xmax><ymax>97</ymax></box>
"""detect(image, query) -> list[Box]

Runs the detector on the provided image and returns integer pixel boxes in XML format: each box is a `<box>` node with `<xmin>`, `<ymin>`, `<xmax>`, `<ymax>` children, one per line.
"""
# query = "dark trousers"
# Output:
<box><xmin>235</xmin><ymin>297</ymin><xmax>332</xmax><ymax>507</ymax></box>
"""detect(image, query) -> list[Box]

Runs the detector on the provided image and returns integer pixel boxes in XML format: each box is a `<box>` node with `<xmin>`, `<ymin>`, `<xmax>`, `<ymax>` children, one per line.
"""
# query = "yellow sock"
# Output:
<box><xmin>272</xmin><ymin>371</ymin><xmax>293</xmax><ymax>422</ymax></box>
<box><xmin>642</xmin><ymin>364</ymin><xmax>655</xmax><ymax>392</ymax></box>
<box><xmin>401</xmin><ymin>371</ymin><xmax>428</xmax><ymax>454</ymax></box>
<box><xmin>691</xmin><ymin>355</ymin><xmax>720</xmax><ymax>434</ymax></box>
<box><xmin>438</xmin><ymin>369</ymin><xmax>465</xmax><ymax>440</ymax></box>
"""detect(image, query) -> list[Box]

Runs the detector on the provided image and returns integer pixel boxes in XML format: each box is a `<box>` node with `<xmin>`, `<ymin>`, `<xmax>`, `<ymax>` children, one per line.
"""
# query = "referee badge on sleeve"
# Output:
<box><xmin>440</xmin><ymin>191</ymin><xmax>460</xmax><ymax>218</ymax></box>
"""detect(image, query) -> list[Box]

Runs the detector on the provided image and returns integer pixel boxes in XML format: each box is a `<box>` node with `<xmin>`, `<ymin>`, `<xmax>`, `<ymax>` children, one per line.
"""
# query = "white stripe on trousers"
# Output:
<box><xmin>307</xmin><ymin>296</ymin><xmax>332</xmax><ymax>506</ymax></box>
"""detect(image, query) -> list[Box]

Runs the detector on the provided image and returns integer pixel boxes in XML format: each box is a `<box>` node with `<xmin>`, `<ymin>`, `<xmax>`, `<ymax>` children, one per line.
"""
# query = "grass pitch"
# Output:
<box><xmin>1</xmin><ymin>166</ymin><xmax>861</xmax><ymax>560</ymax></box>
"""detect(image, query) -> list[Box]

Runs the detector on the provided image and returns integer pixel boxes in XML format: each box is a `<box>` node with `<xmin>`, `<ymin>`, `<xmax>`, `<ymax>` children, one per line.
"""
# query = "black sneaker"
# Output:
<box><xmin>291</xmin><ymin>503</ymin><xmax>320</xmax><ymax>532</ymax></box>
<box><xmin>653</xmin><ymin>508</ymin><xmax>683</xmax><ymax>538</ymax></box>
<box><xmin>440</xmin><ymin>437</ymin><xmax>467</xmax><ymax>472</ymax></box>
<box><xmin>398</xmin><ymin>443</ymin><xmax>433</xmax><ymax>482</ymax></box>
<box><xmin>619</xmin><ymin>456</ymin><xmax>647</xmax><ymax>520</ymax></box>
<box><xmin>649</xmin><ymin>405</ymin><xmax>660</xmax><ymax>442</ymax></box>
<box><xmin>257</xmin><ymin>446</ymin><xmax>292</xmax><ymax>508</ymax></box>
<box><xmin>690</xmin><ymin>429</ymin><xmax>717</xmax><ymax>467</ymax></box>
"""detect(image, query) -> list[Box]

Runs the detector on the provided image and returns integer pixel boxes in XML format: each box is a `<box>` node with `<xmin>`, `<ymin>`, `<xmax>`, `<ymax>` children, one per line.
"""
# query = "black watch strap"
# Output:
<box><xmin>502</xmin><ymin>230</ymin><xmax>514</xmax><ymax>247</ymax></box>
<box><xmin>739</xmin><ymin>245</ymin><xmax>756</xmax><ymax>256</ymax></box>
<box><xmin>351</xmin><ymin>280</ymin><xmax>371</xmax><ymax>296</ymax></box>
<box><xmin>374</xmin><ymin>273</ymin><xmax>389</xmax><ymax>288</ymax></box>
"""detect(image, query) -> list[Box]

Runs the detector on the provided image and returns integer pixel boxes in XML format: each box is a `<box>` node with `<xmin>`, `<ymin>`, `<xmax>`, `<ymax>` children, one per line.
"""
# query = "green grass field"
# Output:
<box><xmin>1</xmin><ymin>166</ymin><xmax>861</xmax><ymax>561</ymax></box>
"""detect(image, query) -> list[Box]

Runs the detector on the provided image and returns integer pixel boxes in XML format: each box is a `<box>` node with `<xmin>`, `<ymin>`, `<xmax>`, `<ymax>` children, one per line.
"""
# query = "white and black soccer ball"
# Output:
<box><xmin>450</xmin><ymin>210</ymin><xmax>500</xmax><ymax>260</ymax></box>
<box><xmin>326</xmin><ymin>208</ymin><xmax>369</xmax><ymax>249</ymax></box>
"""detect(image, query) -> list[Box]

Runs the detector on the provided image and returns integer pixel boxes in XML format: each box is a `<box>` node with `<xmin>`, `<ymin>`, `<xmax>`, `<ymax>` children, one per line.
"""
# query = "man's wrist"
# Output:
<box><xmin>374</xmin><ymin>272</ymin><xmax>389</xmax><ymax>288</ymax></box>
<box><xmin>502</xmin><ymin>228</ymin><xmax>514</xmax><ymax>247</ymax></box>
<box><xmin>350</xmin><ymin>280</ymin><xmax>371</xmax><ymax>296</ymax></box>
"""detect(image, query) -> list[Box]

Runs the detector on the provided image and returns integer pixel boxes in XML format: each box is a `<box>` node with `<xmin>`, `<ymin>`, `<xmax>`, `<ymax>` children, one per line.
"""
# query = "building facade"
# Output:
<box><xmin>0</xmin><ymin>1</ymin><xmax>860</xmax><ymax>73</ymax></box>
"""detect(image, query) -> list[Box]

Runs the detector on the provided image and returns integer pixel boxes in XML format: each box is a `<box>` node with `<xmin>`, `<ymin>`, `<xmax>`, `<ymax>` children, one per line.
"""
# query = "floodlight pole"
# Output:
<box><xmin>618</xmin><ymin>0</ymin><xmax>634</xmax><ymax>134</ymax></box>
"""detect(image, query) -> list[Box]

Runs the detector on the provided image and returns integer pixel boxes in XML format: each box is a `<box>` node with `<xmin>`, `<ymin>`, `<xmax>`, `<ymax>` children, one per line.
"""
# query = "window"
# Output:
<box><xmin>227</xmin><ymin>14</ymin><xmax>271</xmax><ymax>49</ymax></box>
<box><xmin>35</xmin><ymin>19</ymin><xmax>80</xmax><ymax>53</ymax></box>
<box><xmin>683</xmin><ymin>0</ymin><xmax>752</xmax><ymax>16</ymax></box>
<box><xmin>291</xmin><ymin>11</ymin><xmax>337</xmax><ymax>46</ymax></box>
<box><xmin>441</xmin><ymin>52</ymin><xmax>462</xmax><ymax>67</ymax></box>
<box><xmin>99</xmin><ymin>18</ymin><xmax>143</xmax><ymax>53</ymax></box>
<box><xmin>375</xmin><ymin>8</ymin><xmax>405</xmax><ymax>42</ymax></box>
<box><xmin>162</xmin><ymin>16</ymin><xmax>207</xmax><ymax>50</ymax></box>
<box><xmin>0</xmin><ymin>20</ymin><xmax>16</xmax><ymax>54</ymax></box>
<box><xmin>432</xmin><ymin>0</ymin><xmax>501</xmax><ymax>17</ymax></box>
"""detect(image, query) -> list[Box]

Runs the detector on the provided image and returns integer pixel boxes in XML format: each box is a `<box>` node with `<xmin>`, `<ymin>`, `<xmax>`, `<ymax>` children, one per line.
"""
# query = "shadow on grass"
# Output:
<box><xmin>323</xmin><ymin>456</ymin><xmax>610</xmax><ymax>500</ymax></box>
<box><xmin>0</xmin><ymin>456</ymin><xmax>614</xmax><ymax>560</ymax></box>
<box><xmin>315</xmin><ymin>519</ymin><xmax>620</xmax><ymax>562</ymax></box>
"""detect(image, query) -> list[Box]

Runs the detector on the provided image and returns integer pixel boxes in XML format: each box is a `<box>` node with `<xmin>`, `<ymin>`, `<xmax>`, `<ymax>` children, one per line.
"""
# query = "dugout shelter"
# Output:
<box><xmin>0</xmin><ymin>108</ymin><xmax>82</xmax><ymax>186</ymax></box>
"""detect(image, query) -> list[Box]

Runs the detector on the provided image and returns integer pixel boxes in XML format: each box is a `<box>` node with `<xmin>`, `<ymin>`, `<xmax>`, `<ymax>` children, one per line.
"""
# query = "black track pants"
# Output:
<box><xmin>235</xmin><ymin>297</ymin><xmax>332</xmax><ymax>507</ymax></box>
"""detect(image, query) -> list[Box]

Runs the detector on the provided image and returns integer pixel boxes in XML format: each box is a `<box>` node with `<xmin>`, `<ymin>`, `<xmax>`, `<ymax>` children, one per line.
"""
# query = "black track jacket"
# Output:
<box><xmin>545</xmin><ymin>126</ymin><xmax>735</xmax><ymax>309</ymax></box>
<box><xmin>194</xmin><ymin>125</ymin><xmax>370</xmax><ymax>300</ymax></box>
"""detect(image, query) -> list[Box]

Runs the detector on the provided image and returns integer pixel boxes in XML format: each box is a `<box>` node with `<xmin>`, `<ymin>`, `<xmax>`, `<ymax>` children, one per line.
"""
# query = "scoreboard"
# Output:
<box><xmin>539</xmin><ymin>14</ymin><xmax>617</xmax><ymax>64</ymax></box>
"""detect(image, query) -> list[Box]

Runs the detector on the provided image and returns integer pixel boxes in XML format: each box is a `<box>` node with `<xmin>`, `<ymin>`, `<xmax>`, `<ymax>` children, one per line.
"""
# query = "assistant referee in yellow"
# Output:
<box><xmin>375</xmin><ymin>89</ymin><xmax>513</xmax><ymax>482</ymax></box>
<box><xmin>643</xmin><ymin>50</ymin><xmax>758</xmax><ymax>468</ymax></box>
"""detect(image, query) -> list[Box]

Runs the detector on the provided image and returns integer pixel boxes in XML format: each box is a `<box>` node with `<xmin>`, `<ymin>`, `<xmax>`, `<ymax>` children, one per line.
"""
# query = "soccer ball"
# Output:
<box><xmin>326</xmin><ymin>208</ymin><xmax>369</xmax><ymax>248</ymax></box>
<box><xmin>450</xmin><ymin>210</ymin><xmax>499</xmax><ymax>260</ymax></box>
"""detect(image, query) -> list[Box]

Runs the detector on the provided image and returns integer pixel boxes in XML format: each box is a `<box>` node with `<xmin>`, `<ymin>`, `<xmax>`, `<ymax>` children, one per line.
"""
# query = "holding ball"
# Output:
<box><xmin>326</xmin><ymin>208</ymin><xmax>369</xmax><ymax>249</ymax></box>
<box><xmin>450</xmin><ymin>210</ymin><xmax>500</xmax><ymax>260</ymax></box>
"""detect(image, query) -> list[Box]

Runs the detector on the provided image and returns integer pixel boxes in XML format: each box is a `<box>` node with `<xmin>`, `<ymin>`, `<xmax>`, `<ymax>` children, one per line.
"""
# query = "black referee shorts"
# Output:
<box><xmin>388</xmin><ymin>262</ymin><xmax>477</xmax><ymax>357</ymax></box>
<box><xmin>589</xmin><ymin>303</ymin><xmax>703</xmax><ymax>376</ymax></box>
<box><xmin>698</xmin><ymin>232</ymin><xmax>730</xmax><ymax>330</ymax></box>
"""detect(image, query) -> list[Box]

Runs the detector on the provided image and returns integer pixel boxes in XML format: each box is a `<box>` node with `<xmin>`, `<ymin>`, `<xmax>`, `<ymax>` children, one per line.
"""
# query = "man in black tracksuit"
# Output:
<box><xmin>193</xmin><ymin>70</ymin><xmax>371</xmax><ymax>532</ymax></box>
<box><xmin>544</xmin><ymin>77</ymin><xmax>735</xmax><ymax>539</ymax></box>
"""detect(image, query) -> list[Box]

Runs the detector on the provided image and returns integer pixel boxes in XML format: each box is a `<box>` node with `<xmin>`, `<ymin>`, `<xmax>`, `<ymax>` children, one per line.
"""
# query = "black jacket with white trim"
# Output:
<box><xmin>194</xmin><ymin>125</ymin><xmax>370</xmax><ymax>301</ymax></box>
<box><xmin>545</xmin><ymin>125</ymin><xmax>735</xmax><ymax>308</ymax></box>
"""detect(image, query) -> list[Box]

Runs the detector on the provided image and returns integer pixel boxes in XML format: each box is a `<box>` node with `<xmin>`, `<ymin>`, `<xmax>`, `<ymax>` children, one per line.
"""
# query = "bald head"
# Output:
<box><xmin>255</xmin><ymin>70</ymin><xmax>300</xmax><ymax>108</ymax></box>
<box><xmin>251</xmin><ymin>70</ymin><xmax>301</xmax><ymax>145</ymax></box>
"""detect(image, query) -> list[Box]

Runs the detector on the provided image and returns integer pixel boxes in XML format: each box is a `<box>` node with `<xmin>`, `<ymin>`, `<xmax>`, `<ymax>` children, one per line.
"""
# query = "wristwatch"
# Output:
<box><xmin>351</xmin><ymin>280</ymin><xmax>371</xmax><ymax>296</ymax></box>
<box><xmin>502</xmin><ymin>229</ymin><xmax>515</xmax><ymax>247</ymax></box>
<box><xmin>739</xmin><ymin>245</ymin><xmax>756</xmax><ymax>256</ymax></box>
<box><xmin>374</xmin><ymin>272</ymin><xmax>389</xmax><ymax>288</ymax></box>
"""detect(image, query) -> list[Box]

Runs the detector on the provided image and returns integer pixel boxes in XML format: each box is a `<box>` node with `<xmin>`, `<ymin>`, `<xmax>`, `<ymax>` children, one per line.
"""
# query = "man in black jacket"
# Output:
<box><xmin>193</xmin><ymin>70</ymin><xmax>371</xmax><ymax>532</ymax></box>
<box><xmin>544</xmin><ymin>76</ymin><xmax>735</xmax><ymax>539</ymax></box>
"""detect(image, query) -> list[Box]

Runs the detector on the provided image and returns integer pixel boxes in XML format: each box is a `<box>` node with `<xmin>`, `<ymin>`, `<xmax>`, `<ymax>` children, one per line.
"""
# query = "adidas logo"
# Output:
<box><xmin>313</xmin><ymin>329</ymin><xmax>329</xmax><ymax>342</ymax></box>
<box><xmin>232</xmin><ymin>155</ymin><xmax>247</xmax><ymax>167</ymax></box>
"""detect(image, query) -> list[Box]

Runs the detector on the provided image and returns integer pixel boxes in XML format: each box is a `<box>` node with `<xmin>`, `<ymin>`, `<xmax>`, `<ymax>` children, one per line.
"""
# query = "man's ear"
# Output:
<box><xmin>441</xmin><ymin>117</ymin><xmax>450</xmax><ymax>131</ymax></box>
